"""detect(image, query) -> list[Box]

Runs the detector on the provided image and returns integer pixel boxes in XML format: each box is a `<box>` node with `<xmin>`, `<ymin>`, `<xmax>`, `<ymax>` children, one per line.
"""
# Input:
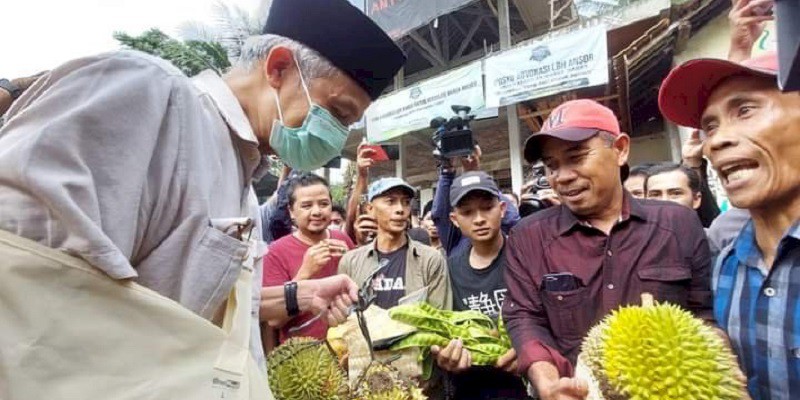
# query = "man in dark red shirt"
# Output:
<box><xmin>501</xmin><ymin>99</ymin><xmax>712</xmax><ymax>400</ymax></box>
<box><xmin>262</xmin><ymin>173</ymin><xmax>354</xmax><ymax>344</ymax></box>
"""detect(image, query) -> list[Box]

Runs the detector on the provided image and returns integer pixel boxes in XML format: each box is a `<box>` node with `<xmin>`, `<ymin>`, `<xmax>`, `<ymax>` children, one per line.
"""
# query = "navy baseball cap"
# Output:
<box><xmin>450</xmin><ymin>171</ymin><xmax>501</xmax><ymax>207</ymax></box>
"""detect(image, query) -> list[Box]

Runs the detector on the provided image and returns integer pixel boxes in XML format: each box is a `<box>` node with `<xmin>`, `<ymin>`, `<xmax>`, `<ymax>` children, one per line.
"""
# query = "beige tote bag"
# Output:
<box><xmin>0</xmin><ymin>229</ymin><xmax>272</xmax><ymax>400</ymax></box>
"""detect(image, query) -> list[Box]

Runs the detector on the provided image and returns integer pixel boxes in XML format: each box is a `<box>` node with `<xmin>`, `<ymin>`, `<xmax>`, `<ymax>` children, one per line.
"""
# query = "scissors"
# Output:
<box><xmin>288</xmin><ymin>263</ymin><xmax>387</xmax><ymax>362</ymax></box>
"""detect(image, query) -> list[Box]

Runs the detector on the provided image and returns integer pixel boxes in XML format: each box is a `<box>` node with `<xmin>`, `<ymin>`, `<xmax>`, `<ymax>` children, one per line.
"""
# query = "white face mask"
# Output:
<box><xmin>268</xmin><ymin>55</ymin><xmax>350</xmax><ymax>171</ymax></box>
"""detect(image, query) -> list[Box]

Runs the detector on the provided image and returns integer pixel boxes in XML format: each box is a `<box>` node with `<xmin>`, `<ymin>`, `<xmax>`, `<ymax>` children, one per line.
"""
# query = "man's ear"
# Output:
<box><xmin>614</xmin><ymin>133</ymin><xmax>631</xmax><ymax>168</ymax></box>
<box><xmin>264</xmin><ymin>46</ymin><xmax>296</xmax><ymax>90</ymax></box>
<box><xmin>692</xmin><ymin>191</ymin><xmax>703</xmax><ymax>210</ymax></box>
<box><xmin>449</xmin><ymin>212</ymin><xmax>460</xmax><ymax>230</ymax></box>
<box><xmin>500</xmin><ymin>200</ymin><xmax>508</xmax><ymax>215</ymax></box>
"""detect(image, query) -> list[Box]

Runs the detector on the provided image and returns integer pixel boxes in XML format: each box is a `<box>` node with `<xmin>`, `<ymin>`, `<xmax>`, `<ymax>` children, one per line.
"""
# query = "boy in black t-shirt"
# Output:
<box><xmin>432</xmin><ymin>171</ymin><xmax>529</xmax><ymax>400</ymax></box>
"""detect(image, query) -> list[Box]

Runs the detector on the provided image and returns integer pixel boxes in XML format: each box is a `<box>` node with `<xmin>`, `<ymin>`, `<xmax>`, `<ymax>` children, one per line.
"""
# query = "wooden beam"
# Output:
<box><xmin>442</xmin><ymin>17</ymin><xmax>450</xmax><ymax>61</ymax></box>
<box><xmin>485</xmin><ymin>0</ymin><xmax>498</xmax><ymax>16</ymax></box>
<box><xmin>410</xmin><ymin>40</ymin><xmax>442</xmax><ymax>68</ymax></box>
<box><xmin>448</xmin><ymin>15</ymin><xmax>482</xmax><ymax>51</ymax></box>
<box><xmin>428</xmin><ymin>23</ymin><xmax>443</xmax><ymax>61</ymax></box>
<box><xmin>409</xmin><ymin>31</ymin><xmax>446</xmax><ymax>67</ymax></box>
<box><xmin>517</xmin><ymin>104</ymin><xmax>540</xmax><ymax>133</ymax></box>
<box><xmin>455</xmin><ymin>16</ymin><xmax>484</xmax><ymax>59</ymax></box>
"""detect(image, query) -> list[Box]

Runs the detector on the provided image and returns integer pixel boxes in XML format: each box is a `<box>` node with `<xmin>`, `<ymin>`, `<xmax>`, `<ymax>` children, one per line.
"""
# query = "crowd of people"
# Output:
<box><xmin>0</xmin><ymin>0</ymin><xmax>796</xmax><ymax>399</ymax></box>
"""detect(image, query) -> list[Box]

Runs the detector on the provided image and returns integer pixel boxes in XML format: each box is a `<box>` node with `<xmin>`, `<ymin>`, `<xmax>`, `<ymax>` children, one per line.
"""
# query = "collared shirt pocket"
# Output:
<box><xmin>637</xmin><ymin>264</ymin><xmax>692</xmax><ymax>307</ymax></box>
<box><xmin>542</xmin><ymin>287</ymin><xmax>590</xmax><ymax>340</ymax></box>
<box><xmin>190</xmin><ymin>223</ymin><xmax>250</xmax><ymax>319</ymax></box>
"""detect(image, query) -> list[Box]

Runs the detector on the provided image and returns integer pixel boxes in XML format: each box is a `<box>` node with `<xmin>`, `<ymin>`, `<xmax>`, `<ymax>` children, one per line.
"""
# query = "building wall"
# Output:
<box><xmin>629</xmin><ymin>133</ymin><xmax>673</xmax><ymax>167</ymax></box>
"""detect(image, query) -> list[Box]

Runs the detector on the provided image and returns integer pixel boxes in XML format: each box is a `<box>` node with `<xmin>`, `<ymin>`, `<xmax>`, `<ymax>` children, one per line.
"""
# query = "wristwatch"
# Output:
<box><xmin>0</xmin><ymin>79</ymin><xmax>22</xmax><ymax>100</ymax></box>
<box><xmin>284</xmin><ymin>281</ymin><xmax>300</xmax><ymax>317</ymax></box>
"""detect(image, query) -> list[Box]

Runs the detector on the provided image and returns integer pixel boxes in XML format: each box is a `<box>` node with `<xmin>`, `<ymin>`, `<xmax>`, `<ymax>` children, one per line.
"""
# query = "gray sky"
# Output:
<box><xmin>1</xmin><ymin>0</ymin><xmax>262</xmax><ymax>78</ymax></box>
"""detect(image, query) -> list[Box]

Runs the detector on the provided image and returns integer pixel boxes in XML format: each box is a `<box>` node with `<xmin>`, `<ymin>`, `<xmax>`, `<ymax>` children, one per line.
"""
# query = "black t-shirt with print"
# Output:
<box><xmin>372</xmin><ymin>245</ymin><xmax>408</xmax><ymax>309</ymax></box>
<box><xmin>447</xmin><ymin>242</ymin><xmax>529</xmax><ymax>400</ymax></box>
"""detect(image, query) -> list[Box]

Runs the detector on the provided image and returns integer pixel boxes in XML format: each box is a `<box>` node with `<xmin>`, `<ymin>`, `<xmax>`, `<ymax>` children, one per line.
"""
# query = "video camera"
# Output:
<box><xmin>519</xmin><ymin>163</ymin><xmax>554</xmax><ymax>218</ymax></box>
<box><xmin>430</xmin><ymin>105</ymin><xmax>477</xmax><ymax>160</ymax></box>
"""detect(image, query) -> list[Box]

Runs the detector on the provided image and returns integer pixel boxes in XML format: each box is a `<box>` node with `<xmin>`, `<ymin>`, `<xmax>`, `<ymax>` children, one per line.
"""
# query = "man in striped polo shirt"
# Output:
<box><xmin>659</xmin><ymin>51</ymin><xmax>800</xmax><ymax>399</ymax></box>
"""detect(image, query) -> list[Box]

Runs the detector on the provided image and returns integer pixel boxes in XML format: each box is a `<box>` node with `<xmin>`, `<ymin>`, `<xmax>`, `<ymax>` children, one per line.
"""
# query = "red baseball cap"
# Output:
<box><xmin>523</xmin><ymin>99</ymin><xmax>621</xmax><ymax>163</ymax></box>
<box><xmin>658</xmin><ymin>51</ymin><xmax>778</xmax><ymax>129</ymax></box>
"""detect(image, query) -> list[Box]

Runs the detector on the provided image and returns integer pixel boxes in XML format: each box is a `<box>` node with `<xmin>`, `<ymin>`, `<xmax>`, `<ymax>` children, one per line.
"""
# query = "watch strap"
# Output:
<box><xmin>0</xmin><ymin>79</ymin><xmax>22</xmax><ymax>100</ymax></box>
<box><xmin>284</xmin><ymin>281</ymin><xmax>300</xmax><ymax>317</ymax></box>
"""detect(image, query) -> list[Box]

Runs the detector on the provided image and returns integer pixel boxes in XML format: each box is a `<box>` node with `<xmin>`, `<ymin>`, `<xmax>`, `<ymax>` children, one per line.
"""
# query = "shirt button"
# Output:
<box><xmin>557</xmin><ymin>295</ymin><xmax>564</xmax><ymax>301</ymax></box>
<box><xmin>606</xmin><ymin>250</ymin><xmax>613</xmax><ymax>257</ymax></box>
<box><xmin>607</xmin><ymin>284</ymin><xmax>615</xmax><ymax>290</ymax></box>
<box><xmin>764</xmin><ymin>287</ymin><xmax>776</xmax><ymax>297</ymax></box>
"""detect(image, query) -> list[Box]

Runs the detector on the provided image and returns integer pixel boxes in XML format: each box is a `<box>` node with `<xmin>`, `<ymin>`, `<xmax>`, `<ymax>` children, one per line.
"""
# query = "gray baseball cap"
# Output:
<box><xmin>368</xmin><ymin>177</ymin><xmax>416</xmax><ymax>202</ymax></box>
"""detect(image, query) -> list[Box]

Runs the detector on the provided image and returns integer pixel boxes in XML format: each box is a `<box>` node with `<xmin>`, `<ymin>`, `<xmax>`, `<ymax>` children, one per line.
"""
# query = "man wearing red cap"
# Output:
<box><xmin>502</xmin><ymin>99</ymin><xmax>713</xmax><ymax>399</ymax></box>
<box><xmin>659</xmin><ymin>50</ymin><xmax>800</xmax><ymax>399</ymax></box>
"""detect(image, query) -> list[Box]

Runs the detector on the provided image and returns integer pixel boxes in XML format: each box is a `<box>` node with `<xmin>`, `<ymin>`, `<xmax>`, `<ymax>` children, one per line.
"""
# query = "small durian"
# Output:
<box><xmin>577</xmin><ymin>294</ymin><xmax>745</xmax><ymax>400</ymax></box>
<box><xmin>327</xmin><ymin>325</ymin><xmax>349</xmax><ymax>361</ymax></box>
<box><xmin>267</xmin><ymin>337</ymin><xmax>349</xmax><ymax>400</ymax></box>
<box><xmin>351</xmin><ymin>363</ymin><xmax>427</xmax><ymax>400</ymax></box>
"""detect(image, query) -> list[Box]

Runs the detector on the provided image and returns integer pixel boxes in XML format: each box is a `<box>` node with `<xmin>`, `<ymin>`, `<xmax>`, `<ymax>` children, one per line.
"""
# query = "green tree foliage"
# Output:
<box><xmin>330</xmin><ymin>183</ymin><xmax>347</xmax><ymax>206</ymax></box>
<box><xmin>114</xmin><ymin>29</ymin><xmax>231</xmax><ymax>77</ymax></box>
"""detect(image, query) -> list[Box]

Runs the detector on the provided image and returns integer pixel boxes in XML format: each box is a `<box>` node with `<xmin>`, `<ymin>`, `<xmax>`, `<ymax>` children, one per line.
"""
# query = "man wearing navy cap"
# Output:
<box><xmin>431</xmin><ymin>171</ymin><xmax>529</xmax><ymax>399</ymax></box>
<box><xmin>0</xmin><ymin>0</ymin><xmax>405</xmax><ymax>395</ymax></box>
<box><xmin>659</xmin><ymin>51</ymin><xmax>800</xmax><ymax>399</ymax></box>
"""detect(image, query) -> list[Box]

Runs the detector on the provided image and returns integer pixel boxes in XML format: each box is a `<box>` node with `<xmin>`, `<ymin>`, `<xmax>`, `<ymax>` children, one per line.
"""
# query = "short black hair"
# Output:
<box><xmin>628</xmin><ymin>163</ymin><xmax>657</xmax><ymax>180</ymax></box>
<box><xmin>331</xmin><ymin>204</ymin><xmax>346</xmax><ymax>217</ymax></box>
<box><xmin>645</xmin><ymin>162</ymin><xmax>701</xmax><ymax>194</ymax></box>
<box><xmin>287</xmin><ymin>173</ymin><xmax>331</xmax><ymax>207</ymax></box>
<box><xmin>422</xmin><ymin>200</ymin><xmax>433</xmax><ymax>218</ymax></box>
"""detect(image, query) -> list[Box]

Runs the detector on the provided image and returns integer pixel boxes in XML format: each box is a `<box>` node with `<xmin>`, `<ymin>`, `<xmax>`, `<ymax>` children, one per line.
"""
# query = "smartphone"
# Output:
<box><xmin>542</xmin><ymin>272</ymin><xmax>581</xmax><ymax>292</ymax></box>
<box><xmin>364</xmin><ymin>144</ymin><xmax>400</xmax><ymax>162</ymax></box>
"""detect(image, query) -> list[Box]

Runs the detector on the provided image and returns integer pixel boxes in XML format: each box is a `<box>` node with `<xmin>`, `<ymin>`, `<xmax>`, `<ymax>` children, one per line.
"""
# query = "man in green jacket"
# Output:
<box><xmin>338</xmin><ymin>177</ymin><xmax>451</xmax><ymax>310</ymax></box>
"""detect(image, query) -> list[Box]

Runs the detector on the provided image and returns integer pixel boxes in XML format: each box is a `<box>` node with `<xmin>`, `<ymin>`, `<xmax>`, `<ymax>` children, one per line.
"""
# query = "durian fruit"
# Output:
<box><xmin>327</xmin><ymin>325</ymin><xmax>349</xmax><ymax>362</ymax></box>
<box><xmin>267</xmin><ymin>337</ymin><xmax>349</xmax><ymax>400</ymax></box>
<box><xmin>576</xmin><ymin>323</ymin><xmax>625</xmax><ymax>400</ymax></box>
<box><xmin>576</xmin><ymin>294</ymin><xmax>744</xmax><ymax>400</ymax></box>
<box><xmin>350</xmin><ymin>362</ymin><xmax>427</xmax><ymax>400</ymax></box>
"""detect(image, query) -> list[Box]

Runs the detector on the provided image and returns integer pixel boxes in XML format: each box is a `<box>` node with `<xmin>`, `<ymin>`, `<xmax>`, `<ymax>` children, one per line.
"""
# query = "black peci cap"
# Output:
<box><xmin>263</xmin><ymin>0</ymin><xmax>407</xmax><ymax>100</ymax></box>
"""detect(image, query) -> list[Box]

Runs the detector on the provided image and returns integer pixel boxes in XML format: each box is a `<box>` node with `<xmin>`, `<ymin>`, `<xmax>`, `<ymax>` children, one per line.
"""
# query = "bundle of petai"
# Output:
<box><xmin>387</xmin><ymin>302</ymin><xmax>513</xmax><ymax>379</ymax></box>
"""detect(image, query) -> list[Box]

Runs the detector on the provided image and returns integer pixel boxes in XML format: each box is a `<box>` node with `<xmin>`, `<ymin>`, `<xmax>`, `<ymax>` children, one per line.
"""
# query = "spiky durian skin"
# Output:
<box><xmin>579</xmin><ymin>324</ymin><xmax>626</xmax><ymax>400</ymax></box>
<box><xmin>601</xmin><ymin>303</ymin><xmax>743</xmax><ymax>400</ymax></box>
<box><xmin>350</xmin><ymin>363</ymin><xmax>427</xmax><ymax>400</ymax></box>
<box><xmin>267</xmin><ymin>337</ymin><xmax>348</xmax><ymax>400</ymax></box>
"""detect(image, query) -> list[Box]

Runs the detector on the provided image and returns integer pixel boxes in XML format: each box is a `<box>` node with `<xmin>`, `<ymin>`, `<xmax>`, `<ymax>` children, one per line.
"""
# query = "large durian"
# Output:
<box><xmin>350</xmin><ymin>362</ymin><xmax>426</xmax><ymax>400</ymax></box>
<box><xmin>575</xmin><ymin>294</ymin><xmax>745</xmax><ymax>400</ymax></box>
<box><xmin>267</xmin><ymin>337</ymin><xmax>349</xmax><ymax>400</ymax></box>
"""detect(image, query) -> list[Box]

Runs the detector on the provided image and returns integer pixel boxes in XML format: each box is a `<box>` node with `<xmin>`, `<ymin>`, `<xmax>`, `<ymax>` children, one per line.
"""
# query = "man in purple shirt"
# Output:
<box><xmin>501</xmin><ymin>99</ymin><xmax>712</xmax><ymax>400</ymax></box>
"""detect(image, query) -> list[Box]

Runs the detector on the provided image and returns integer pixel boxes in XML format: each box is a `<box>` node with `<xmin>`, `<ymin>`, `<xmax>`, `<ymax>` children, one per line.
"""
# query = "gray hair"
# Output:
<box><xmin>597</xmin><ymin>131</ymin><xmax>617</xmax><ymax>147</ymax></box>
<box><xmin>237</xmin><ymin>34</ymin><xmax>339</xmax><ymax>80</ymax></box>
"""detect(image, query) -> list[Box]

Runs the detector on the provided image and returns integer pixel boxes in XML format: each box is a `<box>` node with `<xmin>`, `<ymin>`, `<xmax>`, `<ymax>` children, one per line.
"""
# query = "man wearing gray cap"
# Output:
<box><xmin>0</xmin><ymin>0</ymin><xmax>405</xmax><ymax>397</ymax></box>
<box><xmin>338</xmin><ymin>177</ymin><xmax>451</xmax><ymax>311</ymax></box>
